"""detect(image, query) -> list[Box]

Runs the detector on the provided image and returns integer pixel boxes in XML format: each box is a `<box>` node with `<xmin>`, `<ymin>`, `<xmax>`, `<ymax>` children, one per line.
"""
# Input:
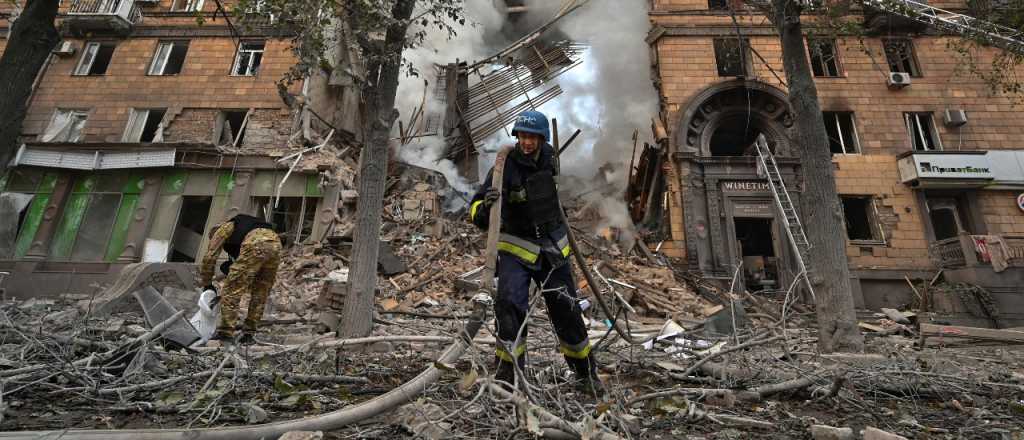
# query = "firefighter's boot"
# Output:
<box><xmin>567</xmin><ymin>354</ymin><xmax>604</xmax><ymax>396</ymax></box>
<box><xmin>495</xmin><ymin>354</ymin><xmax>526</xmax><ymax>389</ymax></box>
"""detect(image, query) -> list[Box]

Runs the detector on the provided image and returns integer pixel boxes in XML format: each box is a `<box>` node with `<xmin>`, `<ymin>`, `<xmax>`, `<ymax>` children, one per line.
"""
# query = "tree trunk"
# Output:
<box><xmin>0</xmin><ymin>0</ymin><xmax>60</xmax><ymax>175</ymax></box>
<box><xmin>337</xmin><ymin>0</ymin><xmax>417</xmax><ymax>338</ymax></box>
<box><xmin>772</xmin><ymin>0</ymin><xmax>863</xmax><ymax>353</ymax></box>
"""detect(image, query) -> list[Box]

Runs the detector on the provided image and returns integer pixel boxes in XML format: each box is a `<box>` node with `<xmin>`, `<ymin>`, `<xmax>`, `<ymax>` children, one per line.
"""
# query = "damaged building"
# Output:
<box><xmin>642</xmin><ymin>0</ymin><xmax>1024</xmax><ymax>325</ymax></box>
<box><xmin>0</xmin><ymin>0</ymin><xmax>356</xmax><ymax>296</ymax></box>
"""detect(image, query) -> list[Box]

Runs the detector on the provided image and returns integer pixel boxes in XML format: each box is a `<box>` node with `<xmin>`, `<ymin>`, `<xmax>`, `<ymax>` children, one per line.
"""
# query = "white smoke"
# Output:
<box><xmin>394</xmin><ymin>0</ymin><xmax>508</xmax><ymax>206</ymax></box>
<box><xmin>394</xmin><ymin>0</ymin><xmax>658</xmax><ymax>242</ymax></box>
<box><xmin>526</xmin><ymin>0</ymin><xmax>658</xmax><ymax>244</ymax></box>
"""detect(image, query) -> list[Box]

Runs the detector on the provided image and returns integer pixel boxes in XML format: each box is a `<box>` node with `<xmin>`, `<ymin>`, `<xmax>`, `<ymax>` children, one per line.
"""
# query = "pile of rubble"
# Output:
<box><xmin>2</xmin><ymin>163</ymin><xmax>1023</xmax><ymax>439</ymax></box>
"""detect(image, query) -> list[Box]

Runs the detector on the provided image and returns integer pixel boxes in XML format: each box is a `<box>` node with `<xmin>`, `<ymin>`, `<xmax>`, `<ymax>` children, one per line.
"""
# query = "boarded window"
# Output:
<box><xmin>713</xmin><ymin>38</ymin><xmax>750</xmax><ymax>77</ymax></box>
<box><xmin>905</xmin><ymin>112</ymin><xmax>941</xmax><ymax>151</ymax></box>
<box><xmin>883</xmin><ymin>38</ymin><xmax>921</xmax><ymax>77</ymax></box>
<box><xmin>808</xmin><ymin>39</ymin><xmax>841</xmax><ymax>77</ymax></box>
<box><xmin>41</xmin><ymin>109</ymin><xmax>89</xmax><ymax>143</ymax></box>
<box><xmin>74</xmin><ymin>42</ymin><xmax>116</xmax><ymax>76</ymax></box>
<box><xmin>841</xmin><ymin>196</ymin><xmax>880</xmax><ymax>241</ymax></box>
<box><xmin>823</xmin><ymin>112</ymin><xmax>859</xmax><ymax>154</ymax></box>
<box><xmin>123</xmin><ymin>108</ymin><xmax>167</xmax><ymax>142</ymax></box>
<box><xmin>148</xmin><ymin>41</ymin><xmax>189</xmax><ymax>75</ymax></box>
<box><xmin>232</xmin><ymin>41</ymin><xmax>265</xmax><ymax>76</ymax></box>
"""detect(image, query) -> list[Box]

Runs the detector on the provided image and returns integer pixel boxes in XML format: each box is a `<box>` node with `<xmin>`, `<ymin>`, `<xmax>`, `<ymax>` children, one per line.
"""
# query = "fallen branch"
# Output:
<box><xmin>0</xmin><ymin>310</ymin><xmax>186</xmax><ymax>380</ymax></box>
<box><xmin>0</xmin><ymin>302</ymin><xmax>487</xmax><ymax>440</ymax></box>
<box><xmin>681</xmin><ymin>335</ymin><xmax>783</xmax><ymax>377</ymax></box>
<box><xmin>486</xmin><ymin>381</ymin><xmax>625</xmax><ymax>440</ymax></box>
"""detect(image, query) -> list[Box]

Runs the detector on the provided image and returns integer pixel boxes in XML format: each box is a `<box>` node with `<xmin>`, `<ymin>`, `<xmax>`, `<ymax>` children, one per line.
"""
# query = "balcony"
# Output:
<box><xmin>64</xmin><ymin>0</ymin><xmax>142</xmax><ymax>35</ymax></box>
<box><xmin>928</xmin><ymin>233</ymin><xmax>1024</xmax><ymax>271</ymax></box>
<box><xmin>862</xmin><ymin>0</ymin><xmax>931</xmax><ymax>34</ymax></box>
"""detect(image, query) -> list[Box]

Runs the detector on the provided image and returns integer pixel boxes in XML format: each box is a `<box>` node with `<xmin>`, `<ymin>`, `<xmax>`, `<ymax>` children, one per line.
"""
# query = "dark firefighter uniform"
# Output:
<box><xmin>199</xmin><ymin>214</ymin><xmax>282</xmax><ymax>338</ymax></box>
<box><xmin>468</xmin><ymin>112</ymin><xmax>598</xmax><ymax>388</ymax></box>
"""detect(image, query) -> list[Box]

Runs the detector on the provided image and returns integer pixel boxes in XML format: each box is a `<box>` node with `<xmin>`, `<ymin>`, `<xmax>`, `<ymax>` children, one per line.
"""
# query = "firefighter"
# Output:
<box><xmin>468</xmin><ymin>110</ymin><xmax>603</xmax><ymax>394</ymax></box>
<box><xmin>198</xmin><ymin>214</ymin><xmax>282</xmax><ymax>342</ymax></box>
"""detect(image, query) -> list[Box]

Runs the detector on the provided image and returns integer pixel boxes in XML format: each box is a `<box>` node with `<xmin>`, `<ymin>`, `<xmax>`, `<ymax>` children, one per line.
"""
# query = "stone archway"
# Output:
<box><xmin>674</xmin><ymin>80</ymin><xmax>793</xmax><ymax>157</ymax></box>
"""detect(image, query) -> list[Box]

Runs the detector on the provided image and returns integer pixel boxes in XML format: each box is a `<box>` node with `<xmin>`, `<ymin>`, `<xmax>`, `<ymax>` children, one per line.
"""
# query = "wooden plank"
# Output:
<box><xmin>920</xmin><ymin>323</ymin><xmax>1024</xmax><ymax>344</ymax></box>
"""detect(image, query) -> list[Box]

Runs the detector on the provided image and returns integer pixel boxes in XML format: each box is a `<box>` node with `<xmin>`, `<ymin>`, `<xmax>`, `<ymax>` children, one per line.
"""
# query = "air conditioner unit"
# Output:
<box><xmin>887</xmin><ymin>72</ymin><xmax>911</xmax><ymax>89</ymax></box>
<box><xmin>944</xmin><ymin>108</ymin><xmax>968</xmax><ymax>127</ymax></box>
<box><xmin>53</xmin><ymin>41</ymin><xmax>75</xmax><ymax>57</ymax></box>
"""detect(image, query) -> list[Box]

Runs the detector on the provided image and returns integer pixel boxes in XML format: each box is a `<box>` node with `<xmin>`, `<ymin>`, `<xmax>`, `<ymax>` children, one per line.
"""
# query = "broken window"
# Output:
<box><xmin>841</xmin><ymin>196</ymin><xmax>881</xmax><ymax>242</ymax></box>
<box><xmin>0</xmin><ymin>170</ymin><xmax>54</xmax><ymax>258</ymax></box>
<box><xmin>41</xmin><ymin>109</ymin><xmax>88</xmax><ymax>143</ymax></box>
<box><xmin>216</xmin><ymin>110</ymin><xmax>249</xmax><ymax>146</ymax></box>
<box><xmin>148</xmin><ymin>41</ymin><xmax>189</xmax><ymax>75</ymax></box>
<box><xmin>709</xmin><ymin>113</ymin><xmax>765</xmax><ymax>156</ymax></box>
<box><xmin>251</xmin><ymin>196</ymin><xmax>318</xmax><ymax>246</ymax></box>
<box><xmin>823</xmin><ymin>112</ymin><xmax>859</xmax><ymax>154</ymax></box>
<box><xmin>713</xmin><ymin>38</ymin><xmax>751</xmax><ymax>77</ymax></box>
<box><xmin>169</xmin><ymin>196</ymin><xmax>213</xmax><ymax>262</ymax></box>
<box><xmin>49</xmin><ymin>174</ymin><xmax>139</xmax><ymax>261</ymax></box>
<box><xmin>232</xmin><ymin>41</ymin><xmax>265</xmax><ymax>76</ymax></box>
<box><xmin>926</xmin><ymin>196</ymin><xmax>972</xmax><ymax>241</ymax></box>
<box><xmin>123</xmin><ymin>108</ymin><xmax>167</xmax><ymax>143</ymax></box>
<box><xmin>73</xmin><ymin>42</ymin><xmax>115</xmax><ymax>76</ymax></box>
<box><xmin>808</xmin><ymin>38</ymin><xmax>841</xmax><ymax>77</ymax></box>
<box><xmin>170</xmin><ymin>0</ymin><xmax>204</xmax><ymax>11</ymax></box>
<box><xmin>883</xmin><ymin>38</ymin><xmax>921</xmax><ymax>77</ymax></box>
<box><xmin>905</xmin><ymin>112</ymin><xmax>941</xmax><ymax>151</ymax></box>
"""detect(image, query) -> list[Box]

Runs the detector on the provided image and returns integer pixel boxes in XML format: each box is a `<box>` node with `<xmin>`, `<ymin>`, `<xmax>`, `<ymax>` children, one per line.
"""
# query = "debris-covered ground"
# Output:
<box><xmin>1</xmin><ymin>169</ymin><xmax>1023</xmax><ymax>439</ymax></box>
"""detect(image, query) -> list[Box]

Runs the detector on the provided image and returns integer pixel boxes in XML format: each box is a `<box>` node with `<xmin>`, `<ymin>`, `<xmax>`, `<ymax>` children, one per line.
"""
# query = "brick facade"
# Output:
<box><xmin>650</xmin><ymin>0</ymin><xmax>1024</xmax><ymax>295</ymax></box>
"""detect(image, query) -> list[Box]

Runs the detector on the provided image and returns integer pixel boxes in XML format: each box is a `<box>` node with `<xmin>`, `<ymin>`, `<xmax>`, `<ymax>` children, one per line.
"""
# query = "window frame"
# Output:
<box><xmin>713</xmin><ymin>38</ymin><xmax>751</xmax><ymax>78</ymax></box>
<box><xmin>122</xmin><ymin>108</ymin><xmax>167</xmax><ymax>143</ymax></box>
<box><xmin>251</xmin><ymin>195</ymin><xmax>319</xmax><ymax>246</ymax></box>
<box><xmin>904</xmin><ymin>112</ymin><xmax>942</xmax><ymax>151</ymax></box>
<box><xmin>42</xmin><ymin>109</ymin><xmax>89</xmax><ymax>143</ymax></box>
<box><xmin>73</xmin><ymin>42</ymin><xmax>115</xmax><ymax>76</ymax></box>
<box><xmin>147</xmin><ymin>40</ymin><xmax>190</xmax><ymax>76</ymax></box>
<box><xmin>231</xmin><ymin>41</ymin><xmax>266</xmax><ymax>77</ymax></box>
<box><xmin>822</xmin><ymin>111</ymin><xmax>861</xmax><ymax>154</ymax></box>
<box><xmin>808</xmin><ymin>38</ymin><xmax>842</xmax><ymax>77</ymax></box>
<box><xmin>840</xmin><ymin>195</ymin><xmax>885</xmax><ymax>244</ymax></box>
<box><xmin>882</xmin><ymin>38</ymin><xmax>922</xmax><ymax>77</ymax></box>
<box><xmin>170</xmin><ymin>0</ymin><xmax>204</xmax><ymax>12</ymax></box>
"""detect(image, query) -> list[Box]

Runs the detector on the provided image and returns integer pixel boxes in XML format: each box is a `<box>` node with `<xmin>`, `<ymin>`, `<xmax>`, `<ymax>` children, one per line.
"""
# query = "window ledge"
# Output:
<box><xmin>849</xmin><ymin>240</ymin><xmax>886</xmax><ymax>247</ymax></box>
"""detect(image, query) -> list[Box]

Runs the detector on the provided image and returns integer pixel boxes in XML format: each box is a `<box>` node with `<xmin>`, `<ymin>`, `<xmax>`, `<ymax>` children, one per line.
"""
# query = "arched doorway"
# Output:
<box><xmin>671</xmin><ymin>80</ymin><xmax>800</xmax><ymax>291</ymax></box>
<box><xmin>675</xmin><ymin>80</ymin><xmax>793</xmax><ymax>157</ymax></box>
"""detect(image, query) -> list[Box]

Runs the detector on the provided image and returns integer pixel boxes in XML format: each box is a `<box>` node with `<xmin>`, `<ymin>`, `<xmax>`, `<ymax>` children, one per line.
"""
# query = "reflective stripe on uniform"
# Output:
<box><xmin>496</xmin><ymin>340</ymin><xmax>527</xmax><ymax>362</ymax></box>
<box><xmin>498</xmin><ymin>233</ymin><xmax>541</xmax><ymax>264</ymax></box>
<box><xmin>558</xmin><ymin>338</ymin><xmax>592</xmax><ymax>359</ymax></box>
<box><xmin>469</xmin><ymin>200</ymin><xmax>485</xmax><ymax>222</ymax></box>
<box><xmin>556</xmin><ymin>234</ymin><xmax>571</xmax><ymax>258</ymax></box>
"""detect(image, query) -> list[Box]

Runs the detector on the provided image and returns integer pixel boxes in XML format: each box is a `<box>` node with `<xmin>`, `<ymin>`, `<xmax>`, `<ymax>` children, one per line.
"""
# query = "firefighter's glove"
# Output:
<box><xmin>483</xmin><ymin>188</ymin><xmax>500</xmax><ymax>208</ymax></box>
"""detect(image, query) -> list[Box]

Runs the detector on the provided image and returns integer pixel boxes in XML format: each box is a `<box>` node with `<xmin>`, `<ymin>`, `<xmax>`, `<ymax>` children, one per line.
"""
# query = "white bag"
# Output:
<box><xmin>189</xmin><ymin>289</ymin><xmax>221</xmax><ymax>346</ymax></box>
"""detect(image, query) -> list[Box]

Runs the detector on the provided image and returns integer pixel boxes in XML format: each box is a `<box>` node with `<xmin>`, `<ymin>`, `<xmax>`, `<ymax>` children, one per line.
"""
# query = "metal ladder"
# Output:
<box><xmin>753</xmin><ymin>135</ymin><xmax>816</xmax><ymax>300</ymax></box>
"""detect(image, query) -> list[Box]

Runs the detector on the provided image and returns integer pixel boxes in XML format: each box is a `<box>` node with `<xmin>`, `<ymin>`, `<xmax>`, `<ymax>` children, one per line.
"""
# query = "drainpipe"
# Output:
<box><xmin>25</xmin><ymin>51</ymin><xmax>56</xmax><ymax>110</ymax></box>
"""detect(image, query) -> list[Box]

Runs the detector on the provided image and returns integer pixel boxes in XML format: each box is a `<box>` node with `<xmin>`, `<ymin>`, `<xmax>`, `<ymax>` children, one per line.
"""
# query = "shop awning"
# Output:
<box><xmin>10</xmin><ymin>145</ymin><xmax>176</xmax><ymax>170</ymax></box>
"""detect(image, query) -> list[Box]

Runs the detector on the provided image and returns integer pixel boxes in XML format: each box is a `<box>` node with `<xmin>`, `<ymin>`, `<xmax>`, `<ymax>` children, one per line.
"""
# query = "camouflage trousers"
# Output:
<box><xmin>220</xmin><ymin>228</ymin><xmax>281</xmax><ymax>335</ymax></box>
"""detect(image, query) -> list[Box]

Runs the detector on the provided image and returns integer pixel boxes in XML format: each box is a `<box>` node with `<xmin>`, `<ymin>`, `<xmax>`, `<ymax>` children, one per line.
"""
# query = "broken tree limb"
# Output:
<box><xmin>0</xmin><ymin>300</ymin><xmax>488</xmax><ymax>440</ymax></box>
<box><xmin>682</xmin><ymin>334</ymin><xmax>783</xmax><ymax>377</ymax></box>
<box><xmin>486</xmin><ymin>381</ymin><xmax>625</xmax><ymax>440</ymax></box>
<box><xmin>0</xmin><ymin>310</ymin><xmax>186</xmax><ymax>380</ymax></box>
<box><xmin>481</xmin><ymin>146</ymin><xmax>513</xmax><ymax>296</ymax></box>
